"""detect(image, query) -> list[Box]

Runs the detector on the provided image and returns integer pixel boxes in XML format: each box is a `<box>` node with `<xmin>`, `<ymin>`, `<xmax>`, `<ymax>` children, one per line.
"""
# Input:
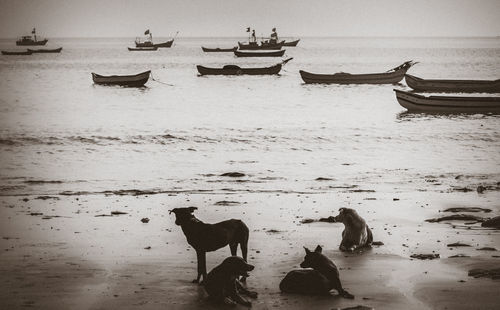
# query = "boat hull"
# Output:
<box><xmin>394</xmin><ymin>89</ymin><xmax>500</xmax><ymax>114</ymax></box>
<box><xmin>201</xmin><ymin>46</ymin><xmax>237</xmax><ymax>52</ymax></box>
<box><xmin>2</xmin><ymin>50</ymin><xmax>32</xmax><ymax>55</ymax></box>
<box><xmin>135</xmin><ymin>40</ymin><xmax>173</xmax><ymax>48</ymax></box>
<box><xmin>300</xmin><ymin>68</ymin><xmax>408</xmax><ymax>84</ymax></box>
<box><xmin>128</xmin><ymin>47</ymin><xmax>158</xmax><ymax>51</ymax></box>
<box><xmin>16</xmin><ymin>39</ymin><xmax>48</xmax><ymax>46</ymax></box>
<box><xmin>405</xmin><ymin>74</ymin><xmax>500</xmax><ymax>93</ymax></box>
<box><xmin>238</xmin><ymin>41</ymin><xmax>284</xmax><ymax>50</ymax></box>
<box><xmin>27</xmin><ymin>47</ymin><xmax>63</xmax><ymax>53</ymax></box>
<box><xmin>92</xmin><ymin>70</ymin><xmax>151</xmax><ymax>87</ymax></box>
<box><xmin>197</xmin><ymin>64</ymin><xmax>282</xmax><ymax>75</ymax></box>
<box><xmin>234</xmin><ymin>50</ymin><xmax>285</xmax><ymax>57</ymax></box>
<box><xmin>282</xmin><ymin>39</ymin><xmax>300</xmax><ymax>47</ymax></box>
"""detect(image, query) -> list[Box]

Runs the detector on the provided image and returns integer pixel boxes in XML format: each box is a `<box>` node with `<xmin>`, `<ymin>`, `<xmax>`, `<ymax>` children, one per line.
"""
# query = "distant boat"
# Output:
<box><xmin>201</xmin><ymin>46</ymin><xmax>237</xmax><ymax>52</ymax></box>
<box><xmin>197</xmin><ymin>58</ymin><xmax>293</xmax><ymax>76</ymax></box>
<box><xmin>128</xmin><ymin>47</ymin><xmax>158</xmax><ymax>51</ymax></box>
<box><xmin>282</xmin><ymin>39</ymin><xmax>300</xmax><ymax>47</ymax></box>
<box><xmin>299</xmin><ymin>61</ymin><xmax>417</xmax><ymax>84</ymax></box>
<box><xmin>238</xmin><ymin>41</ymin><xmax>284</xmax><ymax>50</ymax></box>
<box><xmin>134</xmin><ymin>30</ymin><xmax>177</xmax><ymax>48</ymax></box>
<box><xmin>234</xmin><ymin>49</ymin><xmax>286</xmax><ymax>57</ymax></box>
<box><xmin>394</xmin><ymin>89</ymin><xmax>500</xmax><ymax>114</ymax></box>
<box><xmin>92</xmin><ymin>70</ymin><xmax>151</xmax><ymax>87</ymax></box>
<box><xmin>2</xmin><ymin>50</ymin><xmax>32</xmax><ymax>55</ymax></box>
<box><xmin>405</xmin><ymin>74</ymin><xmax>500</xmax><ymax>93</ymax></box>
<box><xmin>16</xmin><ymin>28</ymin><xmax>48</xmax><ymax>46</ymax></box>
<box><xmin>27</xmin><ymin>47</ymin><xmax>63</xmax><ymax>53</ymax></box>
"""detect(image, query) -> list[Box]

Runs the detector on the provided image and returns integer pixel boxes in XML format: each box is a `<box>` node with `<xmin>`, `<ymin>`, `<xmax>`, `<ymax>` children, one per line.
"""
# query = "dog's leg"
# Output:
<box><xmin>229</xmin><ymin>243</ymin><xmax>238</xmax><ymax>256</ymax></box>
<box><xmin>331</xmin><ymin>276</ymin><xmax>354</xmax><ymax>299</ymax></box>
<box><xmin>194</xmin><ymin>250</ymin><xmax>206</xmax><ymax>284</ymax></box>
<box><xmin>236</xmin><ymin>279</ymin><xmax>258</xmax><ymax>299</ymax></box>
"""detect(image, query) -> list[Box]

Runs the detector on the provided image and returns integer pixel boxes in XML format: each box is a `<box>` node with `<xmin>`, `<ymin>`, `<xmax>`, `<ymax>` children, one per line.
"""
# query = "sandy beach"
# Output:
<box><xmin>1</xmin><ymin>177</ymin><xmax>499</xmax><ymax>309</ymax></box>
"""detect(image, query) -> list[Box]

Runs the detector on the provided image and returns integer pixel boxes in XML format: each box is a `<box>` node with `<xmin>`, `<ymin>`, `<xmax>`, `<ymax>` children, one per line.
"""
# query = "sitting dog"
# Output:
<box><xmin>279</xmin><ymin>245</ymin><xmax>353</xmax><ymax>298</ymax></box>
<box><xmin>204</xmin><ymin>256</ymin><xmax>258</xmax><ymax>306</ymax></box>
<box><xmin>332</xmin><ymin>207</ymin><xmax>372</xmax><ymax>252</ymax></box>
<box><xmin>169</xmin><ymin>207</ymin><xmax>249</xmax><ymax>283</ymax></box>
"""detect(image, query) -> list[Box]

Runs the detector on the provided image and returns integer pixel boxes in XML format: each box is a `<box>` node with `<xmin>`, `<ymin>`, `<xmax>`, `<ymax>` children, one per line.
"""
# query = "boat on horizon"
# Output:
<box><xmin>92</xmin><ymin>70</ymin><xmax>151</xmax><ymax>87</ymax></box>
<box><xmin>134</xmin><ymin>29</ymin><xmax>177</xmax><ymax>48</ymax></box>
<box><xmin>16</xmin><ymin>28</ymin><xmax>48</xmax><ymax>46</ymax></box>
<box><xmin>405</xmin><ymin>74</ymin><xmax>500</xmax><ymax>93</ymax></box>
<box><xmin>27</xmin><ymin>47</ymin><xmax>63</xmax><ymax>53</ymax></box>
<box><xmin>2</xmin><ymin>50</ymin><xmax>32</xmax><ymax>55</ymax></box>
<box><xmin>201</xmin><ymin>46</ymin><xmax>237</xmax><ymax>52</ymax></box>
<box><xmin>197</xmin><ymin>58</ymin><xmax>293</xmax><ymax>76</ymax></box>
<box><xmin>234</xmin><ymin>49</ymin><xmax>286</xmax><ymax>57</ymax></box>
<box><xmin>299</xmin><ymin>61</ymin><xmax>417</xmax><ymax>84</ymax></box>
<box><xmin>394</xmin><ymin>89</ymin><xmax>500</xmax><ymax>114</ymax></box>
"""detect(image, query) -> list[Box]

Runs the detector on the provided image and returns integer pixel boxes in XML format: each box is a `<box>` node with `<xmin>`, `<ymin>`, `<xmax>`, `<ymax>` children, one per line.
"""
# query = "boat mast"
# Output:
<box><xmin>32</xmin><ymin>27</ymin><xmax>37</xmax><ymax>42</ymax></box>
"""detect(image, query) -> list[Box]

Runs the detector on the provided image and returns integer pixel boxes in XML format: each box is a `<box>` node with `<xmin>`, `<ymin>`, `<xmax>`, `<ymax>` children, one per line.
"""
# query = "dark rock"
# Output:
<box><xmin>449</xmin><ymin>254</ymin><xmax>470</xmax><ymax>258</ymax></box>
<box><xmin>141</xmin><ymin>218</ymin><xmax>150</xmax><ymax>223</ymax></box>
<box><xmin>315</xmin><ymin>177</ymin><xmax>334</xmax><ymax>181</ymax></box>
<box><xmin>477</xmin><ymin>185</ymin><xmax>486</xmax><ymax>193</ymax></box>
<box><xmin>372</xmin><ymin>241</ymin><xmax>384</xmax><ymax>246</ymax></box>
<box><xmin>29</xmin><ymin>212</ymin><xmax>43</xmax><ymax>216</ymax></box>
<box><xmin>220</xmin><ymin>172</ymin><xmax>245</xmax><ymax>177</ymax></box>
<box><xmin>144</xmin><ymin>246</ymin><xmax>151</xmax><ymax>250</ymax></box>
<box><xmin>442</xmin><ymin>207</ymin><xmax>491</xmax><ymax>213</ymax></box>
<box><xmin>476</xmin><ymin>247</ymin><xmax>497</xmax><ymax>251</ymax></box>
<box><xmin>481</xmin><ymin>216</ymin><xmax>500</xmax><ymax>229</ymax></box>
<box><xmin>410</xmin><ymin>254</ymin><xmax>440</xmax><ymax>260</ymax></box>
<box><xmin>214</xmin><ymin>200</ymin><xmax>240</xmax><ymax>206</ymax></box>
<box><xmin>468</xmin><ymin>268</ymin><xmax>500</xmax><ymax>279</ymax></box>
<box><xmin>111</xmin><ymin>211</ymin><xmax>128</xmax><ymax>215</ymax></box>
<box><xmin>426</xmin><ymin>214</ymin><xmax>484</xmax><ymax>223</ymax></box>
<box><xmin>35</xmin><ymin>196</ymin><xmax>60</xmax><ymax>200</ymax></box>
<box><xmin>447</xmin><ymin>242</ymin><xmax>471</xmax><ymax>247</ymax></box>
<box><xmin>300</xmin><ymin>219</ymin><xmax>315</xmax><ymax>224</ymax></box>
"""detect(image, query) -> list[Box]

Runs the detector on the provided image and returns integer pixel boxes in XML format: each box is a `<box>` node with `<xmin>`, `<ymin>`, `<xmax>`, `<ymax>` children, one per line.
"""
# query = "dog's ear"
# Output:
<box><xmin>304</xmin><ymin>246</ymin><xmax>311</xmax><ymax>254</ymax></box>
<box><xmin>187</xmin><ymin>207</ymin><xmax>197</xmax><ymax>213</ymax></box>
<box><xmin>168</xmin><ymin>208</ymin><xmax>177</xmax><ymax>215</ymax></box>
<box><xmin>338</xmin><ymin>207</ymin><xmax>346</xmax><ymax>213</ymax></box>
<box><xmin>314</xmin><ymin>245</ymin><xmax>322</xmax><ymax>253</ymax></box>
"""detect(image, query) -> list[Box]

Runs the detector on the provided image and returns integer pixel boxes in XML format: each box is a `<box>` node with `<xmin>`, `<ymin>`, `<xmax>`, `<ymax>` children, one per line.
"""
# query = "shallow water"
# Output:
<box><xmin>0</xmin><ymin>37</ymin><xmax>499</xmax><ymax>196</ymax></box>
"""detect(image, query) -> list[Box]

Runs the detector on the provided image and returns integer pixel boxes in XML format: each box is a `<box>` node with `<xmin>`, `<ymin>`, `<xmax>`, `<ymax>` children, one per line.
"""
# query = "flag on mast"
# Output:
<box><xmin>246</xmin><ymin>27</ymin><xmax>250</xmax><ymax>32</ymax></box>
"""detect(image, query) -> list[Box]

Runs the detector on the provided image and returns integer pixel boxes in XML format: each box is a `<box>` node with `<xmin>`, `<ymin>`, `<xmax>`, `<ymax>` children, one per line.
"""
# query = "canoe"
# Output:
<box><xmin>128</xmin><ymin>47</ymin><xmax>158</xmax><ymax>51</ymax></box>
<box><xmin>92</xmin><ymin>70</ymin><xmax>151</xmax><ymax>87</ymax></box>
<box><xmin>283</xmin><ymin>39</ymin><xmax>300</xmax><ymax>47</ymax></box>
<box><xmin>27</xmin><ymin>47</ymin><xmax>63</xmax><ymax>53</ymax></box>
<box><xmin>197</xmin><ymin>58</ymin><xmax>293</xmax><ymax>76</ymax></box>
<box><xmin>1</xmin><ymin>50</ymin><xmax>32</xmax><ymax>55</ymax></box>
<box><xmin>238</xmin><ymin>41</ymin><xmax>284</xmax><ymax>50</ymax></box>
<box><xmin>234</xmin><ymin>49</ymin><xmax>286</xmax><ymax>57</ymax></box>
<box><xmin>135</xmin><ymin>39</ymin><xmax>174</xmax><ymax>48</ymax></box>
<box><xmin>201</xmin><ymin>46</ymin><xmax>237</xmax><ymax>52</ymax></box>
<box><xmin>299</xmin><ymin>61</ymin><xmax>417</xmax><ymax>84</ymax></box>
<box><xmin>394</xmin><ymin>89</ymin><xmax>500</xmax><ymax>114</ymax></box>
<box><xmin>405</xmin><ymin>74</ymin><xmax>500</xmax><ymax>93</ymax></box>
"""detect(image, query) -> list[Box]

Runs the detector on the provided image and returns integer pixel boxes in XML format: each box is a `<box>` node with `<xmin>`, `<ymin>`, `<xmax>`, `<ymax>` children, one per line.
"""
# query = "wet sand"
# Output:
<box><xmin>1</xmin><ymin>184</ymin><xmax>499</xmax><ymax>310</ymax></box>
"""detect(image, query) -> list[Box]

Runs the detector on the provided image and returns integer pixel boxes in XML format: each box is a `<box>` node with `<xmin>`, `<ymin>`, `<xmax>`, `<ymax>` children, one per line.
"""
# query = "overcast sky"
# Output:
<box><xmin>0</xmin><ymin>0</ymin><xmax>499</xmax><ymax>38</ymax></box>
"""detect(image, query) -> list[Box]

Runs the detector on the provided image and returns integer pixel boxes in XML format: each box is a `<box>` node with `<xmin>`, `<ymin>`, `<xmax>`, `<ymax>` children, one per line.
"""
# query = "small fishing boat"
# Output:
<box><xmin>282</xmin><ymin>39</ymin><xmax>300</xmax><ymax>47</ymax></box>
<box><xmin>91</xmin><ymin>70</ymin><xmax>151</xmax><ymax>87</ymax></box>
<box><xmin>299</xmin><ymin>61</ymin><xmax>417</xmax><ymax>84</ymax></box>
<box><xmin>197</xmin><ymin>58</ymin><xmax>293</xmax><ymax>76</ymax></box>
<box><xmin>27</xmin><ymin>47</ymin><xmax>63</xmax><ymax>53</ymax></box>
<box><xmin>405</xmin><ymin>74</ymin><xmax>500</xmax><ymax>93</ymax></box>
<box><xmin>234</xmin><ymin>49</ymin><xmax>286</xmax><ymax>57</ymax></box>
<box><xmin>201</xmin><ymin>46</ymin><xmax>237</xmax><ymax>52</ymax></box>
<box><xmin>1</xmin><ymin>50</ymin><xmax>32</xmax><ymax>55</ymax></box>
<box><xmin>16</xmin><ymin>28</ymin><xmax>48</xmax><ymax>46</ymax></box>
<box><xmin>127</xmin><ymin>47</ymin><xmax>158</xmax><ymax>51</ymax></box>
<box><xmin>134</xmin><ymin>30</ymin><xmax>177</xmax><ymax>48</ymax></box>
<box><xmin>394</xmin><ymin>89</ymin><xmax>500</xmax><ymax>113</ymax></box>
<box><xmin>238</xmin><ymin>41</ymin><xmax>284</xmax><ymax>50</ymax></box>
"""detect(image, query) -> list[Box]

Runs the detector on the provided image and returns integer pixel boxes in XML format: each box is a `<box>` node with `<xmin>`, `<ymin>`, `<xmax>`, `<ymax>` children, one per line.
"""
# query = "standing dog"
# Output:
<box><xmin>332</xmin><ymin>208</ymin><xmax>373</xmax><ymax>252</ymax></box>
<box><xmin>279</xmin><ymin>245</ymin><xmax>354</xmax><ymax>298</ymax></box>
<box><xmin>169</xmin><ymin>207</ymin><xmax>249</xmax><ymax>283</ymax></box>
<box><xmin>204</xmin><ymin>256</ymin><xmax>258</xmax><ymax>306</ymax></box>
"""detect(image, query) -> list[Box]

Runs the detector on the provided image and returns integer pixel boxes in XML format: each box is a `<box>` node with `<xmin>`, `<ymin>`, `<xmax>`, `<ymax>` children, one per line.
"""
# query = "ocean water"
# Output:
<box><xmin>0</xmin><ymin>37</ymin><xmax>499</xmax><ymax>197</ymax></box>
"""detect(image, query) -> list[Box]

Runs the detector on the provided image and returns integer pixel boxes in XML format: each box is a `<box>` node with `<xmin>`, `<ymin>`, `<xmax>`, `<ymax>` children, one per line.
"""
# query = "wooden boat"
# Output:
<box><xmin>92</xmin><ymin>70</ymin><xmax>151</xmax><ymax>87</ymax></box>
<box><xmin>197</xmin><ymin>58</ymin><xmax>293</xmax><ymax>76</ymax></box>
<box><xmin>1</xmin><ymin>50</ymin><xmax>32</xmax><ymax>55</ymax></box>
<box><xmin>299</xmin><ymin>61</ymin><xmax>417</xmax><ymax>84</ymax></box>
<box><xmin>16</xmin><ymin>28</ymin><xmax>48</xmax><ymax>46</ymax></box>
<box><xmin>27</xmin><ymin>47</ymin><xmax>63</xmax><ymax>53</ymax></box>
<box><xmin>283</xmin><ymin>39</ymin><xmax>300</xmax><ymax>47</ymax></box>
<box><xmin>405</xmin><ymin>74</ymin><xmax>500</xmax><ymax>93</ymax></box>
<box><xmin>234</xmin><ymin>49</ymin><xmax>286</xmax><ymax>57</ymax></box>
<box><xmin>394</xmin><ymin>89</ymin><xmax>500</xmax><ymax>113</ymax></box>
<box><xmin>238</xmin><ymin>41</ymin><xmax>284</xmax><ymax>50</ymax></box>
<box><xmin>127</xmin><ymin>47</ymin><xmax>158</xmax><ymax>51</ymax></box>
<box><xmin>135</xmin><ymin>39</ymin><xmax>174</xmax><ymax>48</ymax></box>
<box><xmin>201</xmin><ymin>46</ymin><xmax>237</xmax><ymax>52</ymax></box>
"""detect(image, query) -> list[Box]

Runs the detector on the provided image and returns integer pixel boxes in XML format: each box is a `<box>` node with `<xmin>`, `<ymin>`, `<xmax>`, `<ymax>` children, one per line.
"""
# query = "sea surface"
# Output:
<box><xmin>0</xmin><ymin>37</ymin><xmax>499</xmax><ymax>197</ymax></box>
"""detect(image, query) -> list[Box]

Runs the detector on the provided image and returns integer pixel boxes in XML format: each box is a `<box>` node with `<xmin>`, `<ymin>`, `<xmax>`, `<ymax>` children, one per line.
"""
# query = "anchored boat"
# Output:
<box><xmin>234</xmin><ymin>49</ymin><xmax>286</xmax><ymax>57</ymax></box>
<box><xmin>27</xmin><ymin>47</ymin><xmax>63</xmax><ymax>53</ymax></box>
<box><xmin>299</xmin><ymin>61</ymin><xmax>417</xmax><ymax>84</ymax></box>
<box><xmin>2</xmin><ymin>50</ymin><xmax>32</xmax><ymax>55</ymax></box>
<box><xmin>16</xmin><ymin>28</ymin><xmax>48</xmax><ymax>46</ymax></box>
<box><xmin>128</xmin><ymin>47</ymin><xmax>158</xmax><ymax>51</ymax></box>
<box><xmin>91</xmin><ymin>70</ymin><xmax>151</xmax><ymax>87</ymax></box>
<box><xmin>405</xmin><ymin>74</ymin><xmax>500</xmax><ymax>93</ymax></box>
<box><xmin>394</xmin><ymin>89</ymin><xmax>500</xmax><ymax>114</ymax></box>
<box><xmin>201</xmin><ymin>46</ymin><xmax>237</xmax><ymax>52</ymax></box>
<box><xmin>197</xmin><ymin>58</ymin><xmax>293</xmax><ymax>76</ymax></box>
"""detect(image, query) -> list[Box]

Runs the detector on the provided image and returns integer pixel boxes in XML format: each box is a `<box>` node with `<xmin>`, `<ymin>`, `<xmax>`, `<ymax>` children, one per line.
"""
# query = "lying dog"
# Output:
<box><xmin>169</xmin><ymin>207</ymin><xmax>249</xmax><ymax>283</ymax></box>
<box><xmin>332</xmin><ymin>207</ymin><xmax>373</xmax><ymax>252</ymax></box>
<box><xmin>279</xmin><ymin>245</ymin><xmax>353</xmax><ymax>298</ymax></box>
<box><xmin>204</xmin><ymin>256</ymin><xmax>258</xmax><ymax>306</ymax></box>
